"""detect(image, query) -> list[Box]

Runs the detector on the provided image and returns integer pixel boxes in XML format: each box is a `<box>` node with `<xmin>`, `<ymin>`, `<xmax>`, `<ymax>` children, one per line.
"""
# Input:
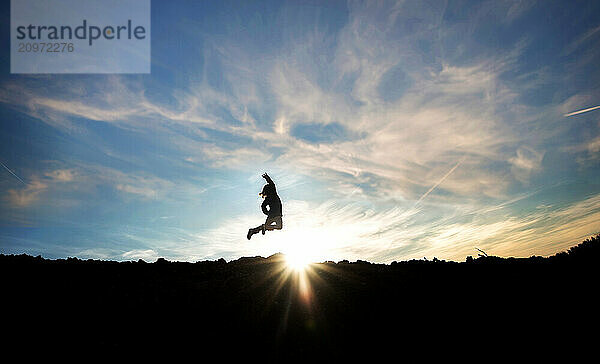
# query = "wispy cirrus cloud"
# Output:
<box><xmin>44</xmin><ymin>169</ymin><xmax>76</xmax><ymax>182</ymax></box>
<box><xmin>4</xmin><ymin>168</ymin><xmax>79</xmax><ymax>208</ymax></box>
<box><xmin>1</xmin><ymin>5</ymin><xmax>534</xmax><ymax>205</ymax></box>
<box><xmin>6</xmin><ymin>178</ymin><xmax>48</xmax><ymax>208</ymax></box>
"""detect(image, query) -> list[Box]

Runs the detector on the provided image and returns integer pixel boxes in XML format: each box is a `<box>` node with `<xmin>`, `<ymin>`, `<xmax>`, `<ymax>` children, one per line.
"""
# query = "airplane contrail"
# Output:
<box><xmin>382</xmin><ymin>156</ymin><xmax>466</xmax><ymax>252</ymax></box>
<box><xmin>564</xmin><ymin>105</ymin><xmax>600</xmax><ymax>117</ymax></box>
<box><xmin>415</xmin><ymin>157</ymin><xmax>465</xmax><ymax>206</ymax></box>
<box><xmin>0</xmin><ymin>160</ymin><xmax>27</xmax><ymax>185</ymax></box>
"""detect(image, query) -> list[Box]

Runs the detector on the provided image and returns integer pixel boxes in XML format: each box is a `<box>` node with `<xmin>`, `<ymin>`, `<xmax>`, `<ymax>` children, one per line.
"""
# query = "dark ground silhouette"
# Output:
<box><xmin>2</xmin><ymin>235</ymin><xmax>599</xmax><ymax>360</ymax></box>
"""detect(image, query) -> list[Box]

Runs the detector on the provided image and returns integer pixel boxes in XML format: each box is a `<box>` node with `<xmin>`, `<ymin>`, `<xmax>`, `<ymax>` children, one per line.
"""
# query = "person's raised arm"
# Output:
<box><xmin>262</xmin><ymin>172</ymin><xmax>274</xmax><ymax>186</ymax></box>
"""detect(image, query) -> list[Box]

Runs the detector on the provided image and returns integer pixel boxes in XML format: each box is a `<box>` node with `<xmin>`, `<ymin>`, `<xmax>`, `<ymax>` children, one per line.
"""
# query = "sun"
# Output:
<box><xmin>285</xmin><ymin>250</ymin><xmax>312</xmax><ymax>272</ymax></box>
<box><xmin>275</xmin><ymin>228</ymin><xmax>335</xmax><ymax>272</ymax></box>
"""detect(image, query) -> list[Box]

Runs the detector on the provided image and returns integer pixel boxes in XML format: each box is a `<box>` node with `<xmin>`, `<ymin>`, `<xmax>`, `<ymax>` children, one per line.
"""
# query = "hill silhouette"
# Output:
<box><xmin>2</xmin><ymin>234</ymin><xmax>599</xmax><ymax>360</ymax></box>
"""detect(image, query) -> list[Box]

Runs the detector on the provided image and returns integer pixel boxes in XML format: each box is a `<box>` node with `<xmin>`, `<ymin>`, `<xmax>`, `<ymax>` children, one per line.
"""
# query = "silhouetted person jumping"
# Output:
<box><xmin>247</xmin><ymin>173</ymin><xmax>283</xmax><ymax>240</ymax></box>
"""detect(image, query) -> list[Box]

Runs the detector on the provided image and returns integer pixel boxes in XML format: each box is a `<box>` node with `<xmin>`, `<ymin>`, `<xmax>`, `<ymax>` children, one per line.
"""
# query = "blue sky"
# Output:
<box><xmin>1</xmin><ymin>0</ymin><xmax>599</xmax><ymax>263</ymax></box>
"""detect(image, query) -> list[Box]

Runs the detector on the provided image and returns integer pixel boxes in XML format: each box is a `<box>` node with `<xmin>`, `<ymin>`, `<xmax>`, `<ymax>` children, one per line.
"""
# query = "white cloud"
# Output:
<box><xmin>33</xmin><ymin>97</ymin><xmax>140</xmax><ymax>122</ymax></box>
<box><xmin>122</xmin><ymin>249</ymin><xmax>159</xmax><ymax>262</ymax></box>
<box><xmin>6</xmin><ymin>178</ymin><xmax>48</xmax><ymax>207</ymax></box>
<box><xmin>45</xmin><ymin>169</ymin><xmax>76</xmax><ymax>182</ymax></box>
<box><xmin>5</xmin><ymin>168</ymin><xmax>79</xmax><ymax>208</ymax></box>
<box><xmin>587</xmin><ymin>136</ymin><xmax>600</xmax><ymax>154</ymax></box>
<box><xmin>509</xmin><ymin>146</ymin><xmax>544</xmax><ymax>183</ymax></box>
<box><xmin>90</xmin><ymin>166</ymin><xmax>175</xmax><ymax>200</ymax></box>
<box><xmin>194</xmin><ymin>144</ymin><xmax>272</xmax><ymax>169</ymax></box>
<box><xmin>115</xmin><ymin>183</ymin><xmax>158</xmax><ymax>199</ymax></box>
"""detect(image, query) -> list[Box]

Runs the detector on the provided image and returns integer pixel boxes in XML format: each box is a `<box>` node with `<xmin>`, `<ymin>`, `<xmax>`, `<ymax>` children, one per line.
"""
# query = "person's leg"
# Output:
<box><xmin>247</xmin><ymin>224</ymin><xmax>264</xmax><ymax>240</ymax></box>
<box><xmin>264</xmin><ymin>216</ymin><xmax>282</xmax><ymax>231</ymax></box>
<box><xmin>275</xmin><ymin>216</ymin><xmax>282</xmax><ymax>229</ymax></box>
<box><xmin>250</xmin><ymin>217</ymin><xmax>282</xmax><ymax>239</ymax></box>
<box><xmin>262</xmin><ymin>217</ymin><xmax>270</xmax><ymax>234</ymax></box>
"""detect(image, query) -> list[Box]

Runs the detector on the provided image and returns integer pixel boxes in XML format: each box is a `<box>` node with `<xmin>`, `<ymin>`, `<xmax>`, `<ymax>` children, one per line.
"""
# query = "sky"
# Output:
<box><xmin>1</xmin><ymin>0</ymin><xmax>599</xmax><ymax>263</ymax></box>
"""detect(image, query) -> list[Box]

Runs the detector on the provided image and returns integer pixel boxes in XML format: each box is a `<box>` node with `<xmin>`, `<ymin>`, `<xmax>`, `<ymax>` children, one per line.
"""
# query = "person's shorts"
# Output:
<box><xmin>265</xmin><ymin>215</ymin><xmax>283</xmax><ymax>229</ymax></box>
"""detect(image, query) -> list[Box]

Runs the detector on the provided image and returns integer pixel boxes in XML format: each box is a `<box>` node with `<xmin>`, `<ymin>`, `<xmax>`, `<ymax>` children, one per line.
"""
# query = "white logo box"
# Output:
<box><xmin>11</xmin><ymin>0</ymin><xmax>150</xmax><ymax>74</ymax></box>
